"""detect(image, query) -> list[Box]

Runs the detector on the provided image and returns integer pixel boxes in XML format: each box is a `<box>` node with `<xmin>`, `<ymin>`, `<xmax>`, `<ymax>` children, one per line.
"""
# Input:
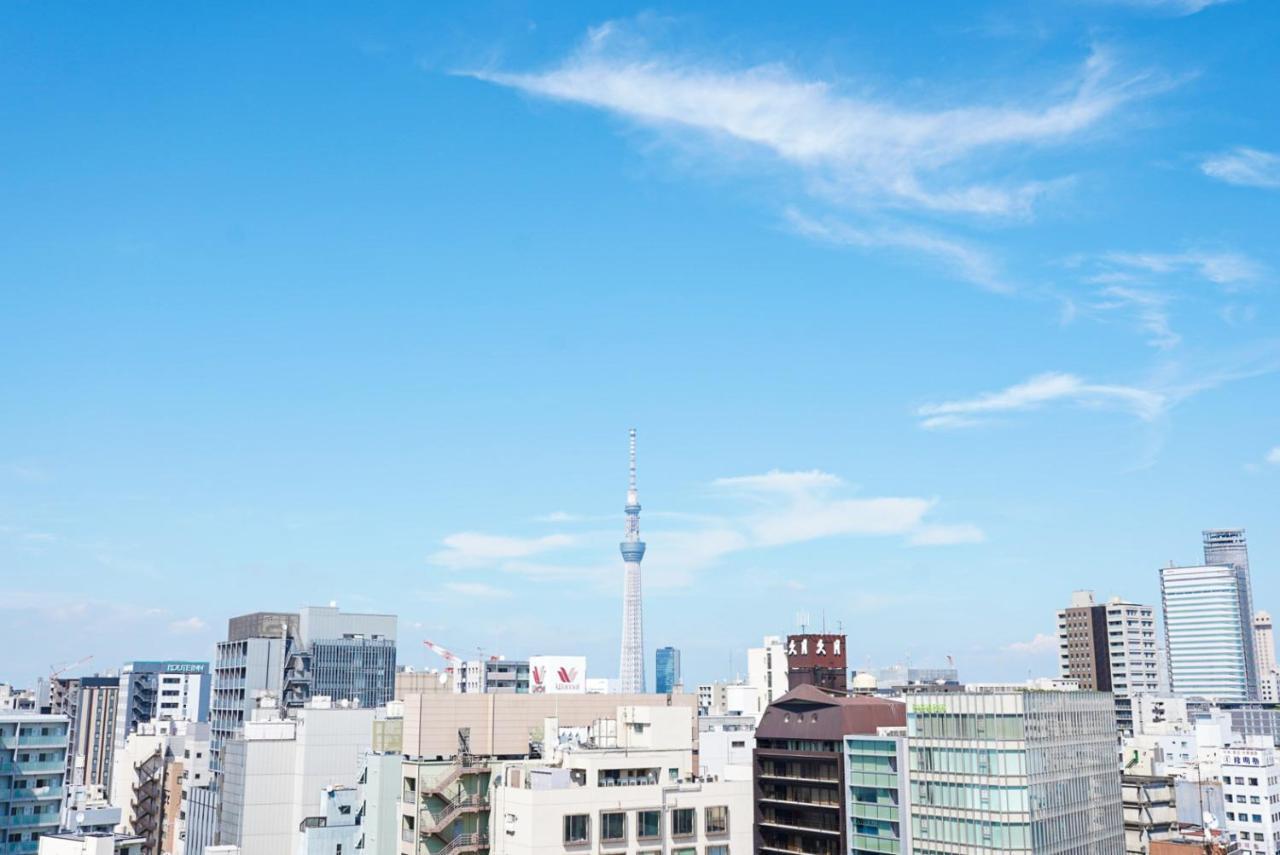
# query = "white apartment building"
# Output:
<box><xmin>488</xmin><ymin>706</ymin><xmax>751</xmax><ymax>855</ymax></box>
<box><xmin>696</xmin><ymin>714</ymin><xmax>755</xmax><ymax>780</ymax></box>
<box><xmin>695</xmin><ymin>683</ymin><xmax>759</xmax><ymax>718</ymax></box>
<box><xmin>1256</xmin><ymin>613</ymin><xmax>1279</xmax><ymax>704</ymax></box>
<box><xmin>297</xmin><ymin>785</ymin><xmax>361</xmax><ymax>855</ymax></box>
<box><xmin>746</xmin><ymin>635</ymin><xmax>787</xmax><ymax>715</ymax></box>
<box><xmin>38</xmin><ymin>833</ymin><xmax>145</xmax><ymax>855</ymax></box>
<box><xmin>217</xmin><ymin>698</ymin><xmax>374</xmax><ymax>855</ymax></box>
<box><xmin>1105</xmin><ymin>597</ymin><xmax>1162</xmax><ymax>696</ymax></box>
<box><xmin>109</xmin><ymin>719</ymin><xmax>210</xmax><ymax>855</ymax></box>
<box><xmin>1220</xmin><ymin>743</ymin><xmax>1280</xmax><ymax>855</ymax></box>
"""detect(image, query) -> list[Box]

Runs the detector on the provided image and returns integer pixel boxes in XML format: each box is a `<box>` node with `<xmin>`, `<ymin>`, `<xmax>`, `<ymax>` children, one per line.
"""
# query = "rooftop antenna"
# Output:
<box><xmin>796</xmin><ymin>611</ymin><xmax>810</xmax><ymax>634</ymax></box>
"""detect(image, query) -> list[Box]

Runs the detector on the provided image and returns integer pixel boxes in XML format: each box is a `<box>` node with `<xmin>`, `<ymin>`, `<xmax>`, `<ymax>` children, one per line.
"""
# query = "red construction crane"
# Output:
<box><xmin>422</xmin><ymin>640</ymin><xmax>461</xmax><ymax>669</ymax></box>
<box><xmin>49</xmin><ymin>655</ymin><xmax>93</xmax><ymax>681</ymax></box>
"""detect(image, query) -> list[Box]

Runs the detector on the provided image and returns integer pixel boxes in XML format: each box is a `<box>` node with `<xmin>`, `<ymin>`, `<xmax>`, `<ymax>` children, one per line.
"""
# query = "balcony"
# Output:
<box><xmin>759</xmin><ymin>843</ymin><xmax>840</xmax><ymax>855</ymax></box>
<box><xmin>3</xmin><ymin>814</ymin><xmax>59</xmax><ymax>828</ymax></box>
<box><xmin>0</xmin><ymin>761</ymin><xmax>65</xmax><ymax>775</ymax></box>
<box><xmin>0</xmin><ymin>842</ymin><xmax>40</xmax><ymax>855</ymax></box>
<box><xmin>0</xmin><ymin>735</ymin><xmax>65</xmax><ymax>749</ymax></box>
<box><xmin>0</xmin><ymin>787</ymin><xmax>63</xmax><ymax>802</ymax></box>
<box><xmin>756</xmin><ymin>770</ymin><xmax>840</xmax><ymax>785</ymax></box>
<box><xmin>758</xmin><ymin>793</ymin><xmax>841</xmax><ymax>810</ymax></box>
<box><xmin>759</xmin><ymin>818</ymin><xmax>842</xmax><ymax>836</ymax></box>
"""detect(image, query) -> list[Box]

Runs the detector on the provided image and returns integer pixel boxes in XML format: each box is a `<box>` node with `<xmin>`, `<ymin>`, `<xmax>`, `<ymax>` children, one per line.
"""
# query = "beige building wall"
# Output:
<box><xmin>402</xmin><ymin>693</ymin><xmax>698</xmax><ymax>759</ymax></box>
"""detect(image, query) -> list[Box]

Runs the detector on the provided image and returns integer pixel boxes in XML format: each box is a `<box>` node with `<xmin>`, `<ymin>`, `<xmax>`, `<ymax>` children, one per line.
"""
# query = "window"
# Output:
<box><xmin>601</xmin><ymin>812</ymin><xmax>626</xmax><ymax>843</ymax></box>
<box><xmin>708</xmin><ymin>847</ymin><xmax>729</xmax><ymax>855</ymax></box>
<box><xmin>673</xmin><ymin>849</ymin><xmax>696</xmax><ymax>855</ymax></box>
<box><xmin>637</xmin><ymin>810</ymin><xmax>661</xmax><ymax>840</ymax></box>
<box><xmin>563</xmin><ymin>814</ymin><xmax>590</xmax><ymax>845</ymax></box>
<box><xmin>706</xmin><ymin>805</ymin><xmax>729</xmax><ymax>835</ymax></box>
<box><xmin>671</xmin><ymin>808</ymin><xmax>696</xmax><ymax>837</ymax></box>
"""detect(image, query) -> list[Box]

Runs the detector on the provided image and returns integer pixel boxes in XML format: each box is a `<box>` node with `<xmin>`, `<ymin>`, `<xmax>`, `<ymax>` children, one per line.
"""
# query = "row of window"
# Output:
<box><xmin>562</xmin><ymin>806</ymin><xmax>730</xmax><ymax>845</ymax></box>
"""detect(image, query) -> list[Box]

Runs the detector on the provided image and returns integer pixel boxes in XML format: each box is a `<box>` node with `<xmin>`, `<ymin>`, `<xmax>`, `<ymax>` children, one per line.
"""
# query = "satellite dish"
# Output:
<box><xmin>1203</xmin><ymin>811</ymin><xmax>1218</xmax><ymax>830</ymax></box>
<box><xmin>76</xmin><ymin>812</ymin><xmax>86</xmax><ymax>824</ymax></box>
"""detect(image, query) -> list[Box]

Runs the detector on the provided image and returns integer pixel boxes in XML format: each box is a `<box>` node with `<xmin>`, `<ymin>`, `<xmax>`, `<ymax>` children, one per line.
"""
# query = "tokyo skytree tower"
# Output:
<box><xmin>618</xmin><ymin>428</ymin><xmax>646</xmax><ymax>694</ymax></box>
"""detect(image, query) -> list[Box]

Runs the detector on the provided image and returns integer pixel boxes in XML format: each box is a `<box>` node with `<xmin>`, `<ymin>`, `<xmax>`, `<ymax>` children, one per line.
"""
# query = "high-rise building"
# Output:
<box><xmin>618</xmin><ymin>428</ymin><xmax>646</xmax><ymax>694</ymax></box>
<box><xmin>295</xmin><ymin>605</ymin><xmax>397</xmax><ymax>709</ymax></box>
<box><xmin>1161</xmin><ymin>564</ymin><xmax>1255</xmax><ymax>702</ymax></box>
<box><xmin>1203</xmin><ymin>528</ymin><xmax>1260</xmax><ymax>697</ymax></box>
<box><xmin>70</xmin><ymin>676</ymin><xmax>123</xmax><ymax>789</ymax></box>
<box><xmin>114</xmin><ymin>661</ymin><xmax>210</xmax><ymax>755</ymax></box>
<box><xmin>754</xmin><ymin>684</ymin><xmax>906</xmax><ymax>855</ymax></box>
<box><xmin>747</xmin><ymin>635</ymin><xmax>788</xmax><ymax>714</ymax></box>
<box><xmin>211</xmin><ymin>606</ymin><xmax>395</xmax><ymax>781</ymax></box>
<box><xmin>655</xmin><ymin>646</ymin><xmax>680</xmax><ymax>694</ymax></box>
<box><xmin>211</xmin><ymin>612</ymin><xmax>297</xmax><ymax>780</ymax></box>
<box><xmin>1058</xmin><ymin>591</ymin><xmax>1114</xmax><ymax>692</ymax></box>
<box><xmin>1057</xmin><ymin>590</ymin><xmax>1160</xmax><ymax>731</ymax></box>
<box><xmin>904</xmin><ymin>691</ymin><xmax>1124</xmax><ymax>853</ymax></box>
<box><xmin>0</xmin><ymin>712</ymin><xmax>70</xmax><ymax>851</ymax></box>
<box><xmin>1255</xmin><ymin>611</ymin><xmax>1278</xmax><ymax>703</ymax></box>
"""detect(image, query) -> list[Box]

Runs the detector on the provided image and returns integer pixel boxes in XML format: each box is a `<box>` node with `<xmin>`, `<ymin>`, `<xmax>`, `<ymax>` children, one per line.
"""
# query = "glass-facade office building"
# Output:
<box><xmin>889</xmin><ymin>691</ymin><xmax>1123</xmax><ymax>854</ymax></box>
<box><xmin>1161</xmin><ymin>563</ymin><xmax>1254</xmax><ymax>702</ymax></box>
<box><xmin>655</xmin><ymin>646</ymin><xmax>681</xmax><ymax>695</ymax></box>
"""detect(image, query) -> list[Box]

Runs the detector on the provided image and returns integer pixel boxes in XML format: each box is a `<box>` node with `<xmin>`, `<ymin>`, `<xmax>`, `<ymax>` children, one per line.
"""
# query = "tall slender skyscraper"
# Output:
<box><xmin>1203</xmin><ymin>528</ymin><xmax>1259</xmax><ymax>699</ymax></box>
<box><xmin>618</xmin><ymin>428</ymin><xmax>646</xmax><ymax>694</ymax></box>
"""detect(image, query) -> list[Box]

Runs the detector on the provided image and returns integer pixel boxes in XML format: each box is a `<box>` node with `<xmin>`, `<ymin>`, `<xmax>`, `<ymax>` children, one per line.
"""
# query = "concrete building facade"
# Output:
<box><xmin>0</xmin><ymin>712</ymin><xmax>70</xmax><ymax>852</ymax></box>
<box><xmin>1255</xmin><ymin>613</ymin><xmax>1278</xmax><ymax>704</ymax></box>
<box><xmin>216</xmin><ymin>699</ymin><xmax>374</xmax><ymax>855</ymax></box>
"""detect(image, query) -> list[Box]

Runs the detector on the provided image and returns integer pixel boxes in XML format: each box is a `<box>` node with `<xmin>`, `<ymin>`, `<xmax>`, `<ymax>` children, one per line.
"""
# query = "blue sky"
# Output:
<box><xmin>2</xmin><ymin>1</ymin><xmax>1278</xmax><ymax>688</ymax></box>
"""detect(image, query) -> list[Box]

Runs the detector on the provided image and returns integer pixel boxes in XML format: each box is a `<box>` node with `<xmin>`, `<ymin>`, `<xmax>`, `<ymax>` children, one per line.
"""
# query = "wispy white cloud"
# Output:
<box><xmin>1266</xmin><ymin>447</ymin><xmax>1280</xmax><ymax>465</ymax></box>
<box><xmin>909</xmin><ymin>524</ymin><xmax>988</xmax><ymax>547</ymax></box>
<box><xmin>1004</xmin><ymin>632</ymin><xmax>1057</xmax><ymax>654</ymax></box>
<box><xmin>1095</xmin><ymin>0</ymin><xmax>1233</xmax><ymax>14</ymax></box>
<box><xmin>1091</xmin><ymin>285</ymin><xmax>1180</xmax><ymax>349</ymax></box>
<box><xmin>169</xmin><ymin>616</ymin><xmax>208</xmax><ymax>634</ymax></box>
<box><xmin>711</xmin><ymin>469</ymin><xmax>843</xmax><ymax>496</ymax></box>
<box><xmin>467</xmin><ymin>25</ymin><xmax>1167</xmax><ymax>217</ymax></box>
<box><xmin>1068</xmin><ymin>248</ymin><xmax>1263</xmax><ymax>349</ymax></box>
<box><xmin>784</xmin><ymin>209</ymin><xmax>1012</xmax><ymax>293</ymax></box>
<box><xmin>443</xmin><ymin>581</ymin><xmax>513</xmax><ymax>599</ymax></box>
<box><xmin>429</xmin><ymin>468</ymin><xmax>982</xmax><ymax>589</ymax></box>
<box><xmin>429</xmin><ymin>532</ymin><xmax>576</xmax><ymax>568</ymax></box>
<box><xmin>1202</xmin><ymin>147</ymin><xmax>1280</xmax><ymax>188</ymax></box>
<box><xmin>1102</xmin><ymin>250</ymin><xmax>1262</xmax><ymax>286</ymax></box>
<box><xmin>534</xmin><ymin>511</ymin><xmax>586</xmax><ymax>523</ymax></box>
<box><xmin>918</xmin><ymin>372</ymin><xmax>1166</xmax><ymax>430</ymax></box>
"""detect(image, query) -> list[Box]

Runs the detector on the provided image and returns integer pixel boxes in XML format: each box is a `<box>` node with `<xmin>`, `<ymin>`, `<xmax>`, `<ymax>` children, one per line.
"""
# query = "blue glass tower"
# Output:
<box><xmin>655</xmin><ymin>646</ymin><xmax>681</xmax><ymax>695</ymax></box>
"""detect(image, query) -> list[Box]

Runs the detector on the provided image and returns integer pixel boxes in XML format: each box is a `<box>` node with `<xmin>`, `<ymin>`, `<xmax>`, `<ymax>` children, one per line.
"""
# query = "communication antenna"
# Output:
<box><xmin>796</xmin><ymin>612</ymin><xmax>810</xmax><ymax>634</ymax></box>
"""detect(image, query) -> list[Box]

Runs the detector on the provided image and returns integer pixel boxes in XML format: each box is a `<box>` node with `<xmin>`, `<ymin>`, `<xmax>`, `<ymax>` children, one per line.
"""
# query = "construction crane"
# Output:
<box><xmin>422</xmin><ymin>640</ymin><xmax>462</xmax><ymax>685</ymax></box>
<box><xmin>48</xmin><ymin>655</ymin><xmax>93</xmax><ymax>681</ymax></box>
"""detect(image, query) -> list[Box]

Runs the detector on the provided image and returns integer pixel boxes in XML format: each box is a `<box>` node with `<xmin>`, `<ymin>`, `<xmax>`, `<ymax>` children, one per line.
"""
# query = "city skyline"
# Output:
<box><xmin>2</xmin><ymin>2</ymin><xmax>1278</xmax><ymax>689</ymax></box>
